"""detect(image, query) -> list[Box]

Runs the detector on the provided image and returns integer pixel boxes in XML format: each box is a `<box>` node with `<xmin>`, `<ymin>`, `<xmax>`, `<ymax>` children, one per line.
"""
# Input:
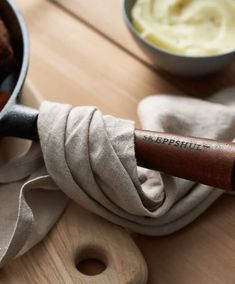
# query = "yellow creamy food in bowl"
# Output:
<box><xmin>132</xmin><ymin>0</ymin><xmax>235</xmax><ymax>56</ymax></box>
<box><xmin>122</xmin><ymin>0</ymin><xmax>235</xmax><ymax>75</ymax></box>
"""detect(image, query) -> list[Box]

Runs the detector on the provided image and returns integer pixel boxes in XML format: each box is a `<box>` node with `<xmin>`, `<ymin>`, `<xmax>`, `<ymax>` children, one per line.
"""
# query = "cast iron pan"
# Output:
<box><xmin>1</xmin><ymin>0</ymin><xmax>235</xmax><ymax>192</ymax></box>
<box><xmin>0</xmin><ymin>0</ymin><xmax>38</xmax><ymax>140</ymax></box>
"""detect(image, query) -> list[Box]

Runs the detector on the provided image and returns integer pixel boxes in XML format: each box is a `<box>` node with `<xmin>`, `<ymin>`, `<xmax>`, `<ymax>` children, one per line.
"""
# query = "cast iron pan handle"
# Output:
<box><xmin>1</xmin><ymin>105</ymin><xmax>235</xmax><ymax>192</ymax></box>
<box><xmin>0</xmin><ymin>104</ymin><xmax>39</xmax><ymax>140</ymax></box>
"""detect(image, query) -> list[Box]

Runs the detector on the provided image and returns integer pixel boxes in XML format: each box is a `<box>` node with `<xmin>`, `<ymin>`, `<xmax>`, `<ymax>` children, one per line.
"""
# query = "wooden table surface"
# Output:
<box><xmin>2</xmin><ymin>0</ymin><xmax>235</xmax><ymax>283</ymax></box>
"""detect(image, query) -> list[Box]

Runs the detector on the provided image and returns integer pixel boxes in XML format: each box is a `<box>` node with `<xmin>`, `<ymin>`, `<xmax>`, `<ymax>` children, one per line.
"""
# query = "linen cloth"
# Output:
<box><xmin>1</xmin><ymin>87</ymin><xmax>235</xmax><ymax>267</ymax></box>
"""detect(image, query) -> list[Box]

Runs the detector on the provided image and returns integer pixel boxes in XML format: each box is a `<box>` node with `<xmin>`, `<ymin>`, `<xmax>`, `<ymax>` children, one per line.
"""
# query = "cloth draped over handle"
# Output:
<box><xmin>1</xmin><ymin>87</ymin><xmax>235</xmax><ymax>267</ymax></box>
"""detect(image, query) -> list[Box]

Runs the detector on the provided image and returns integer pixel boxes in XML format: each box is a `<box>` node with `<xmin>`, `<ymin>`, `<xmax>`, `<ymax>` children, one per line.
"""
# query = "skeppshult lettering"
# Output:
<box><xmin>143</xmin><ymin>136</ymin><xmax>210</xmax><ymax>151</ymax></box>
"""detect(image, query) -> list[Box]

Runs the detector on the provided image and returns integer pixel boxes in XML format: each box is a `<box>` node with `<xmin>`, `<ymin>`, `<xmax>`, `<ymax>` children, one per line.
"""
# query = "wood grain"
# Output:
<box><xmin>52</xmin><ymin>0</ymin><xmax>150</xmax><ymax>63</ymax></box>
<box><xmin>16</xmin><ymin>0</ymin><xmax>180</xmax><ymax>126</ymax></box>
<box><xmin>1</xmin><ymin>202</ymin><xmax>147</xmax><ymax>284</ymax></box>
<box><xmin>134</xmin><ymin>195</ymin><xmax>235</xmax><ymax>284</ymax></box>
<box><xmin>53</xmin><ymin>0</ymin><xmax>235</xmax><ymax>97</ymax></box>
<box><xmin>55</xmin><ymin>203</ymin><xmax>147</xmax><ymax>284</ymax></box>
<box><xmin>1</xmin><ymin>0</ymin><xmax>235</xmax><ymax>283</ymax></box>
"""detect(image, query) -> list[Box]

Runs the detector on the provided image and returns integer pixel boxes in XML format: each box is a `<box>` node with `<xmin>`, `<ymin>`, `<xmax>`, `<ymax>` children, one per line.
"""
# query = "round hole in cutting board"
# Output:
<box><xmin>76</xmin><ymin>258</ymin><xmax>106</xmax><ymax>276</ymax></box>
<box><xmin>75</xmin><ymin>246</ymin><xmax>107</xmax><ymax>276</ymax></box>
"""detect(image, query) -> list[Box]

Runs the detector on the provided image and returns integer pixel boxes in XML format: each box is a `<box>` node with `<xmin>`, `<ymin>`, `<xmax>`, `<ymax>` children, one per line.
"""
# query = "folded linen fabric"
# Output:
<box><xmin>1</xmin><ymin>87</ymin><xmax>235</xmax><ymax>266</ymax></box>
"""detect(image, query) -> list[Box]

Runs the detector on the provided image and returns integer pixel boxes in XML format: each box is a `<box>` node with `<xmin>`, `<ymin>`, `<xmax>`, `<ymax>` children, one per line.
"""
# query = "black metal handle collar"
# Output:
<box><xmin>0</xmin><ymin>104</ymin><xmax>39</xmax><ymax>140</ymax></box>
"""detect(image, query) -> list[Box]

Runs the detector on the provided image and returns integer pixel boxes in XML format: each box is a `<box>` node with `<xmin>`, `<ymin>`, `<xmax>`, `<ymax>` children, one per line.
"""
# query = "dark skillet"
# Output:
<box><xmin>0</xmin><ymin>0</ymin><xmax>38</xmax><ymax>140</ymax></box>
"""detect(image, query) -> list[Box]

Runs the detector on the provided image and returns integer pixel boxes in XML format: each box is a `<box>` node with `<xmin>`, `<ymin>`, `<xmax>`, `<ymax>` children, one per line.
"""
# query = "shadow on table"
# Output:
<box><xmin>159</xmin><ymin>62</ymin><xmax>235</xmax><ymax>99</ymax></box>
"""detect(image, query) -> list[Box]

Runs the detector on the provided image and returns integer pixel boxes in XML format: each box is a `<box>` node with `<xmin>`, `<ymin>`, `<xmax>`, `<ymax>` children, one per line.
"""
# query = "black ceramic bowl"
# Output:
<box><xmin>122</xmin><ymin>0</ymin><xmax>235</xmax><ymax>76</ymax></box>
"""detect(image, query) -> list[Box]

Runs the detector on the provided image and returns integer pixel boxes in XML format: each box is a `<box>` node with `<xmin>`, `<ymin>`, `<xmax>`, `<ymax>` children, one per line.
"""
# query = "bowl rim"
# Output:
<box><xmin>122</xmin><ymin>0</ymin><xmax>235</xmax><ymax>60</ymax></box>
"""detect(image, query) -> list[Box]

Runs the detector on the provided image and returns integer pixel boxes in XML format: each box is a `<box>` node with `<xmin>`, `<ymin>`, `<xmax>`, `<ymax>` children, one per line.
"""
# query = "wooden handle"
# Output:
<box><xmin>134</xmin><ymin>129</ymin><xmax>235</xmax><ymax>191</ymax></box>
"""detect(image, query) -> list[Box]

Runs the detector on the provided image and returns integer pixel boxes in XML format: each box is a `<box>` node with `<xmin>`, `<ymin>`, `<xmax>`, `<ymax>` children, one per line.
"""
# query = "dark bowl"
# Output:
<box><xmin>0</xmin><ymin>0</ymin><xmax>29</xmax><ymax>118</ymax></box>
<box><xmin>122</xmin><ymin>0</ymin><xmax>235</xmax><ymax>77</ymax></box>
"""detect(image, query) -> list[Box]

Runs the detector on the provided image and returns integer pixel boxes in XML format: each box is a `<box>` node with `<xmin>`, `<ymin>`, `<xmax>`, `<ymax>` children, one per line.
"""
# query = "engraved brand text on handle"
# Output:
<box><xmin>143</xmin><ymin>136</ymin><xmax>210</xmax><ymax>151</ymax></box>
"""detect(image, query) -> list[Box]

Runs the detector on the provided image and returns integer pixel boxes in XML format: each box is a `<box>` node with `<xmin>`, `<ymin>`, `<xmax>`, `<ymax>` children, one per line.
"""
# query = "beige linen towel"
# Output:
<box><xmin>1</xmin><ymin>87</ymin><xmax>235</xmax><ymax>266</ymax></box>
